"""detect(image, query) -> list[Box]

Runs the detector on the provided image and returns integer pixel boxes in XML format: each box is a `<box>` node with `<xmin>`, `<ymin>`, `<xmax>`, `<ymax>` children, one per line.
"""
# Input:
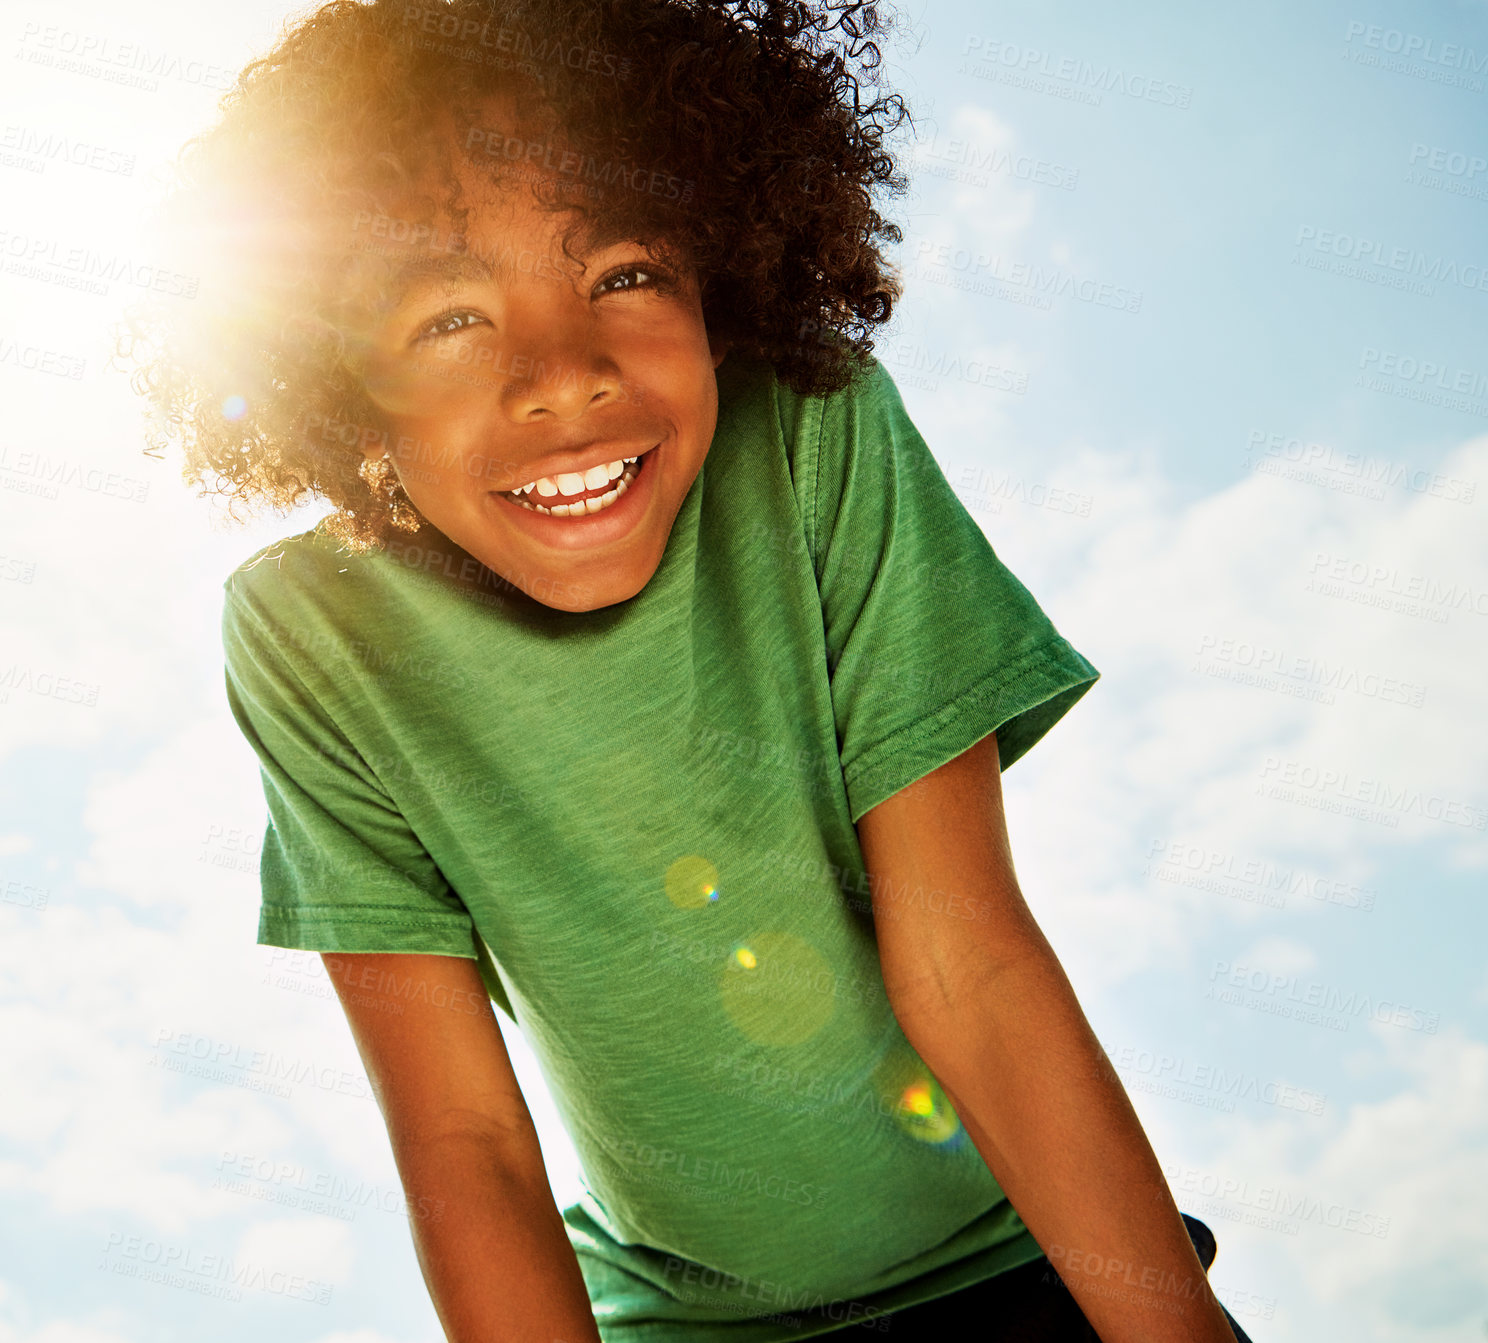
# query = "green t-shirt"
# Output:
<box><xmin>221</xmin><ymin>353</ymin><xmax>1101</xmax><ymax>1341</ymax></box>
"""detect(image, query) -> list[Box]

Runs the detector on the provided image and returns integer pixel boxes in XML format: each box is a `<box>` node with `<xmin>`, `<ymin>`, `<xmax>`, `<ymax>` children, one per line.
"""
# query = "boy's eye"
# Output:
<box><xmin>416</xmin><ymin>309</ymin><xmax>487</xmax><ymax>342</ymax></box>
<box><xmin>594</xmin><ymin>265</ymin><xmax>667</xmax><ymax>297</ymax></box>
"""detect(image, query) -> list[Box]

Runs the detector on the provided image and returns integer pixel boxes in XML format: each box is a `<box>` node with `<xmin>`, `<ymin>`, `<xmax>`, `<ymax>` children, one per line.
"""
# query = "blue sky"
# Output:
<box><xmin>1</xmin><ymin>1</ymin><xmax>1484</xmax><ymax>1340</ymax></box>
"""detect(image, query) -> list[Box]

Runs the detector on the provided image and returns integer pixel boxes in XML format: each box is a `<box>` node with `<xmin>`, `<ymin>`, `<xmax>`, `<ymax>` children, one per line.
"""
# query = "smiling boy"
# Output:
<box><xmin>352</xmin><ymin>123</ymin><xmax>726</xmax><ymax>612</ymax></box>
<box><xmin>130</xmin><ymin>2</ymin><xmax>1252</xmax><ymax>1341</ymax></box>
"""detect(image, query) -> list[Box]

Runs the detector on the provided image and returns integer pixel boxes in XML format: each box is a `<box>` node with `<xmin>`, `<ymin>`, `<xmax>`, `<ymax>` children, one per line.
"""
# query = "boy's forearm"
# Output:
<box><xmin>394</xmin><ymin>1128</ymin><xmax>603</xmax><ymax>1343</ymax></box>
<box><xmin>896</xmin><ymin>943</ymin><xmax>1237</xmax><ymax>1343</ymax></box>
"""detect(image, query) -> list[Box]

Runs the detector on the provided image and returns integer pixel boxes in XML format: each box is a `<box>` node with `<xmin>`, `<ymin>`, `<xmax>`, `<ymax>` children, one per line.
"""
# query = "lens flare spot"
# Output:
<box><xmin>871</xmin><ymin>1046</ymin><xmax>965</xmax><ymax>1147</ymax></box>
<box><xmin>900</xmin><ymin>1081</ymin><xmax>935</xmax><ymax>1117</ymax></box>
<box><xmin>717</xmin><ymin>931</ymin><xmax>834</xmax><ymax>1046</ymax></box>
<box><xmin>221</xmin><ymin>394</ymin><xmax>248</xmax><ymax>421</ymax></box>
<box><xmin>665</xmin><ymin>855</ymin><xmax>720</xmax><ymax>909</ymax></box>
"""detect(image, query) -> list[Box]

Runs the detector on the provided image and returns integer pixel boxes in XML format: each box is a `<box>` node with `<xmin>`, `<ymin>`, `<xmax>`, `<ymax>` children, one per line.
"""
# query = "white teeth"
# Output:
<box><xmin>507</xmin><ymin>462</ymin><xmax>639</xmax><ymax>517</ymax></box>
<box><xmin>518</xmin><ymin>454</ymin><xmax>644</xmax><ymax>497</ymax></box>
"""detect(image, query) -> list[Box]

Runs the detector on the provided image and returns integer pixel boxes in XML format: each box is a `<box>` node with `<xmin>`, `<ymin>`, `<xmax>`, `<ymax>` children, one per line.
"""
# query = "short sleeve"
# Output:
<box><xmin>221</xmin><ymin>586</ymin><xmax>479</xmax><ymax>957</ymax></box>
<box><xmin>806</xmin><ymin>359</ymin><xmax>1101</xmax><ymax>824</ymax></box>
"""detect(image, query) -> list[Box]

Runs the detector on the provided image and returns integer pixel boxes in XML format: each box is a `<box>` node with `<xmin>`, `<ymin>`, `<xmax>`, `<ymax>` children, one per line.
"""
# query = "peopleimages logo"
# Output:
<box><xmin>605</xmin><ymin>1139</ymin><xmax>831</xmax><ymax>1208</ymax></box>
<box><xmin>1193</xmin><ymin>633</ymin><xmax>1427</xmax><ymax>708</ymax></box>
<box><xmin>1207</xmin><ymin>962</ymin><xmax>1440</xmax><ymax>1034</ymax></box>
<box><xmin>1361</xmin><ymin>348</ymin><xmax>1488</xmax><ymax>398</ymax></box>
<box><xmin>959</xmin><ymin>36</ymin><xmax>1193</xmax><ymax>109</ymax></box>
<box><xmin>213</xmin><ymin>1151</ymin><xmax>443</xmax><ymax>1223</ymax></box>
<box><xmin>0</xmin><ymin>123</ymin><xmax>137</xmax><ymax>175</ymax></box>
<box><xmin>910</xmin><ymin>132</ymin><xmax>1080</xmax><ymax>190</ymax></box>
<box><xmin>1101</xmin><ymin>1043</ymin><xmax>1327</xmax><ymax>1117</ymax></box>
<box><xmin>16</xmin><ymin>22</ymin><xmax>235</xmax><ymax>92</ymax></box>
<box><xmin>1257</xmin><ymin>756</ymin><xmax>1488</xmax><ymax>830</ymax></box>
<box><xmin>1165</xmin><ymin>1164</ymin><xmax>1391</xmax><ymax>1240</ymax></box>
<box><xmin>1244</xmin><ymin>427</ymin><xmax>1477</xmax><ymax>503</ymax></box>
<box><xmin>1307</xmin><ymin>552</ymin><xmax>1487</xmax><ymax>619</ymax></box>
<box><xmin>465</xmin><ymin>129</ymin><xmax>693</xmax><ymax>202</ymax></box>
<box><xmin>659</xmin><ymin>1257</ymin><xmax>891</xmax><ymax>1331</ymax></box>
<box><xmin>0</xmin><ymin>229</ymin><xmax>198</xmax><ymax>297</ymax></box>
<box><xmin>99</xmin><ymin>1231</ymin><xmax>333</xmax><ymax>1303</ymax></box>
<box><xmin>1143</xmin><ymin>838</ymin><xmax>1377</xmax><ymax>912</ymax></box>
<box><xmin>148</xmin><ymin>1029</ymin><xmax>374</xmax><ymax>1100</ymax></box>
<box><xmin>910</xmin><ymin>239</ymin><xmax>1143</xmax><ymax>312</ymax></box>
<box><xmin>1343</xmin><ymin>20</ymin><xmax>1488</xmax><ymax>72</ymax></box>
<box><xmin>1293</xmin><ymin>224</ymin><xmax>1488</xmax><ymax>295</ymax></box>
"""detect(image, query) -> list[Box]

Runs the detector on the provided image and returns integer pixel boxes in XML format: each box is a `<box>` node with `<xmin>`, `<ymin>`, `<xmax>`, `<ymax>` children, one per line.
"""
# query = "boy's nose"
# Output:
<box><xmin>498</xmin><ymin>312</ymin><xmax>621</xmax><ymax>422</ymax></box>
<box><xmin>500</xmin><ymin>363</ymin><xmax>618</xmax><ymax>422</ymax></box>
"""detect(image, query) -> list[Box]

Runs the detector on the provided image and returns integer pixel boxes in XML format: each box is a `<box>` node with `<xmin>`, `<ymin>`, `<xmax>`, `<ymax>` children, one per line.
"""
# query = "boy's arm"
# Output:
<box><xmin>323</xmin><ymin>952</ymin><xmax>602</xmax><ymax>1343</ymax></box>
<box><xmin>855</xmin><ymin>731</ymin><xmax>1238</xmax><ymax>1343</ymax></box>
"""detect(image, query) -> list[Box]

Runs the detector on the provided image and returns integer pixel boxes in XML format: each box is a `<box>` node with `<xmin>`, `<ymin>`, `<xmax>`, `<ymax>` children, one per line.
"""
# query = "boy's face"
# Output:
<box><xmin>356</xmin><ymin>149</ymin><xmax>725</xmax><ymax>613</ymax></box>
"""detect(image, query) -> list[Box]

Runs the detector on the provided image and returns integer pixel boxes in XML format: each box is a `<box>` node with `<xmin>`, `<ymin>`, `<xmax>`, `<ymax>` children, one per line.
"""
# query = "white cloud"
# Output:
<box><xmin>235</xmin><ymin>1216</ymin><xmax>354</xmax><ymax>1287</ymax></box>
<box><xmin>0</xmin><ymin>1280</ymin><xmax>133</xmax><ymax>1343</ymax></box>
<box><xmin>73</xmin><ymin>713</ymin><xmax>269</xmax><ymax>914</ymax></box>
<box><xmin>1194</xmin><ymin>1027</ymin><xmax>1488</xmax><ymax>1341</ymax></box>
<box><xmin>0</xmin><ymin>866</ymin><xmax>395</xmax><ymax>1235</ymax></box>
<box><xmin>0</xmin><ymin>1321</ymin><xmax>133</xmax><ymax>1343</ymax></box>
<box><xmin>971</xmin><ymin>433</ymin><xmax>1488</xmax><ymax>991</ymax></box>
<box><xmin>1307</xmin><ymin>1029</ymin><xmax>1488</xmax><ymax>1318</ymax></box>
<box><xmin>1236</xmin><ymin>937</ymin><xmax>1319</xmax><ymax>978</ymax></box>
<box><xmin>0</xmin><ymin>911</ymin><xmax>296</xmax><ymax>1232</ymax></box>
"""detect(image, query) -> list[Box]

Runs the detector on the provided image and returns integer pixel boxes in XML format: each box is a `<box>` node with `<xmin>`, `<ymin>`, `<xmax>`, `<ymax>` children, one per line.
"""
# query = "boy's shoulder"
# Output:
<box><xmin>222</xmin><ymin>520</ymin><xmax>363</xmax><ymax>614</ymax></box>
<box><xmin>717</xmin><ymin>349</ymin><xmax>896</xmax><ymax>471</ymax></box>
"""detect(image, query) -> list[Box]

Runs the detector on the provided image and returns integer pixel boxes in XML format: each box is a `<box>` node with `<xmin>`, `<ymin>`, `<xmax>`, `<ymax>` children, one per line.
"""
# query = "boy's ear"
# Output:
<box><xmin>709</xmin><ymin>335</ymin><xmax>730</xmax><ymax>369</ymax></box>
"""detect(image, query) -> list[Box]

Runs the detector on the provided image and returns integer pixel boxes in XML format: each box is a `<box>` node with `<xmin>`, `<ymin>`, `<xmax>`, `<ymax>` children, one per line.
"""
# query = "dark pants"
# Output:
<box><xmin>809</xmin><ymin>1215</ymin><xmax>1256</xmax><ymax>1341</ymax></box>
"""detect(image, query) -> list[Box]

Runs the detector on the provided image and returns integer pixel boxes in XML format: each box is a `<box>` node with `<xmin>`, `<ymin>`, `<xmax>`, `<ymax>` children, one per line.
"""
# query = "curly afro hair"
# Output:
<box><xmin>122</xmin><ymin>0</ymin><xmax>912</xmax><ymax>550</ymax></box>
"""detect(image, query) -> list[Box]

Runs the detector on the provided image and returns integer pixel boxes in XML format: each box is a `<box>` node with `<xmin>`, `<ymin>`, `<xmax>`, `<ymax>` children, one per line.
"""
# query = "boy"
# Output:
<box><xmin>131</xmin><ymin>1</ymin><xmax>1252</xmax><ymax>1339</ymax></box>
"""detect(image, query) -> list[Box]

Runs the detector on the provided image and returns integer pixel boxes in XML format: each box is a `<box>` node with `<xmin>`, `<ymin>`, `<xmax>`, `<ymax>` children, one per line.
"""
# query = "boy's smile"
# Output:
<box><xmin>356</xmin><ymin>138</ymin><xmax>725</xmax><ymax>613</ymax></box>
